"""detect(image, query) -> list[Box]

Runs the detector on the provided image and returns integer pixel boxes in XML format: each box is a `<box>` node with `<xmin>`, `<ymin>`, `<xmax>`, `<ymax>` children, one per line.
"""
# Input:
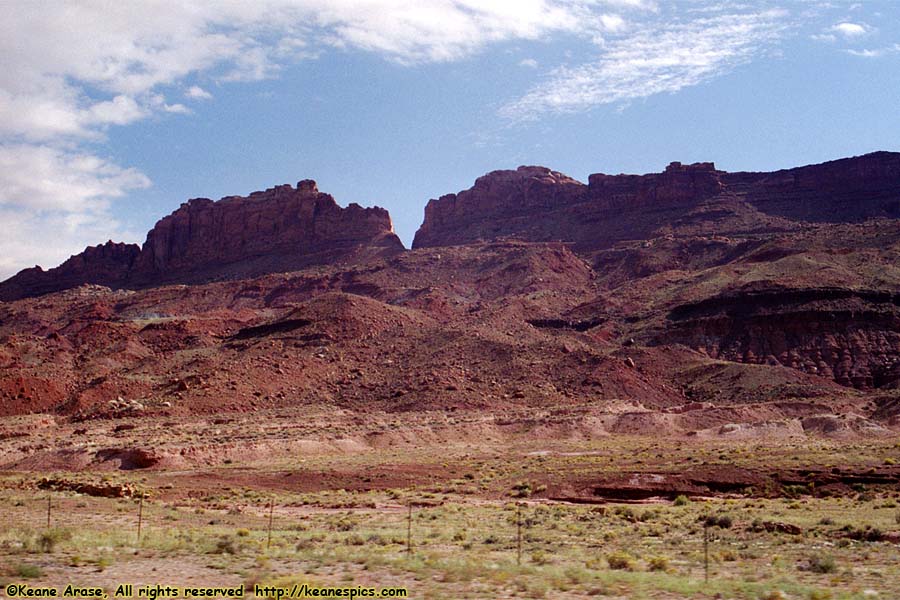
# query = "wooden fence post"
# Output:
<box><xmin>267</xmin><ymin>498</ymin><xmax>275</xmax><ymax>550</ymax></box>
<box><xmin>137</xmin><ymin>494</ymin><xmax>144</xmax><ymax>544</ymax></box>
<box><xmin>406</xmin><ymin>502</ymin><xmax>413</xmax><ymax>555</ymax></box>
<box><xmin>516</xmin><ymin>503</ymin><xmax>522</xmax><ymax>566</ymax></box>
<box><xmin>703</xmin><ymin>517</ymin><xmax>709</xmax><ymax>582</ymax></box>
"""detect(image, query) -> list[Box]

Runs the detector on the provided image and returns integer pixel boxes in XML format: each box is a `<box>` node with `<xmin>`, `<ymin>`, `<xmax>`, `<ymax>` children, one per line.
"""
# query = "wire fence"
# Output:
<box><xmin>3</xmin><ymin>489</ymin><xmax>806</xmax><ymax>583</ymax></box>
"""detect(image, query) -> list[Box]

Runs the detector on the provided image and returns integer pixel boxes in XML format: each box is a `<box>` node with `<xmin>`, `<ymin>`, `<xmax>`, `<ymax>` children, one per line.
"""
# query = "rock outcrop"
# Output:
<box><xmin>587</xmin><ymin>161</ymin><xmax>724</xmax><ymax>208</ymax></box>
<box><xmin>413</xmin><ymin>166</ymin><xmax>585</xmax><ymax>249</ymax></box>
<box><xmin>131</xmin><ymin>180</ymin><xmax>402</xmax><ymax>284</ymax></box>
<box><xmin>0</xmin><ymin>181</ymin><xmax>403</xmax><ymax>301</ymax></box>
<box><xmin>722</xmin><ymin>151</ymin><xmax>900</xmax><ymax>223</ymax></box>
<box><xmin>0</xmin><ymin>241</ymin><xmax>140</xmax><ymax>302</ymax></box>
<box><xmin>413</xmin><ymin>152</ymin><xmax>900</xmax><ymax>251</ymax></box>
<box><xmin>664</xmin><ymin>287</ymin><xmax>900</xmax><ymax>390</ymax></box>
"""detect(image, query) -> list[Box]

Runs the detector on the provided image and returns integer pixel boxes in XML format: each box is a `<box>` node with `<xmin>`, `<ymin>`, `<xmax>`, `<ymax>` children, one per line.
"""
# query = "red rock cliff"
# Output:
<box><xmin>413</xmin><ymin>153</ymin><xmax>900</xmax><ymax>251</ymax></box>
<box><xmin>723</xmin><ymin>151</ymin><xmax>900</xmax><ymax>222</ymax></box>
<box><xmin>0</xmin><ymin>241</ymin><xmax>140</xmax><ymax>302</ymax></box>
<box><xmin>413</xmin><ymin>166</ymin><xmax>586</xmax><ymax>249</ymax></box>
<box><xmin>588</xmin><ymin>161</ymin><xmax>724</xmax><ymax>207</ymax></box>
<box><xmin>0</xmin><ymin>180</ymin><xmax>403</xmax><ymax>300</ymax></box>
<box><xmin>131</xmin><ymin>180</ymin><xmax>403</xmax><ymax>284</ymax></box>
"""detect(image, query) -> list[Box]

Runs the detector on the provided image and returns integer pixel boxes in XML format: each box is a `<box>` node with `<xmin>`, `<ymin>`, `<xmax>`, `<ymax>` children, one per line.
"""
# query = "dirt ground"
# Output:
<box><xmin>1</xmin><ymin>409</ymin><xmax>899</xmax><ymax>599</ymax></box>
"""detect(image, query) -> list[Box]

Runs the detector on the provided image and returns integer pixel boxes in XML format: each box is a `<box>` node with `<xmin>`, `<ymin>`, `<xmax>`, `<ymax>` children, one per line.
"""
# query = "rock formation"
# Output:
<box><xmin>0</xmin><ymin>241</ymin><xmax>140</xmax><ymax>302</ymax></box>
<box><xmin>722</xmin><ymin>151</ymin><xmax>900</xmax><ymax>223</ymax></box>
<box><xmin>130</xmin><ymin>179</ymin><xmax>403</xmax><ymax>284</ymax></box>
<box><xmin>413</xmin><ymin>152</ymin><xmax>900</xmax><ymax>251</ymax></box>
<box><xmin>413</xmin><ymin>166</ymin><xmax>585</xmax><ymax>249</ymax></box>
<box><xmin>664</xmin><ymin>287</ymin><xmax>900</xmax><ymax>389</ymax></box>
<box><xmin>0</xmin><ymin>180</ymin><xmax>403</xmax><ymax>301</ymax></box>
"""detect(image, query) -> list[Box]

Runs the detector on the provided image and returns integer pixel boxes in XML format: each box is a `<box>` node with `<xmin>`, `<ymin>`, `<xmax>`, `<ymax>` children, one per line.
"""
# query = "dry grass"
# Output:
<box><xmin>2</xmin><ymin>435</ymin><xmax>899</xmax><ymax>599</ymax></box>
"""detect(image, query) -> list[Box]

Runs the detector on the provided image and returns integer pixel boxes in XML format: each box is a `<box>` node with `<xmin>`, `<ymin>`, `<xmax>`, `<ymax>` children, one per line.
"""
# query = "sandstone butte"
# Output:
<box><xmin>0</xmin><ymin>180</ymin><xmax>404</xmax><ymax>301</ymax></box>
<box><xmin>412</xmin><ymin>151</ymin><xmax>900</xmax><ymax>251</ymax></box>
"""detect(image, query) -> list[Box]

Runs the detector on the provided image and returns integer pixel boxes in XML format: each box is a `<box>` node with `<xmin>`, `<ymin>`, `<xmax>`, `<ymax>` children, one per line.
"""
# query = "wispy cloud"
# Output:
<box><xmin>0</xmin><ymin>1</ymin><xmax>641</xmax><ymax>146</ymax></box>
<box><xmin>813</xmin><ymin>17</ymin><xmax>896</xmax><ymax>59</ymax></box>
<box><xmin>0</xmin><ymin>144</ymin><xmax>150</xmax><ymax>213</ymax></box>
<box><xmin>500</xmin><ymin>9</ymin><xmax>788</xmax><ymax>120</ymax></box>
<box><xmin>846</xmin><ymin>44</ymin><xmax>900</xmax><ymax>58</ymax></box>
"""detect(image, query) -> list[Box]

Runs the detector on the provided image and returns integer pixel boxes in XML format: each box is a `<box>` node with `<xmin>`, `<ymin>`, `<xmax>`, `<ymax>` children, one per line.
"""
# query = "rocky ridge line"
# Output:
<box><xmin>0</xmin><ymin>180</ymin><xmax>403</xmax><ymax>301</ymax></box>
<box><xmin>412</xmin><ymin>152</ymin><xmax>900</xmax><ymax>250</ymax></box>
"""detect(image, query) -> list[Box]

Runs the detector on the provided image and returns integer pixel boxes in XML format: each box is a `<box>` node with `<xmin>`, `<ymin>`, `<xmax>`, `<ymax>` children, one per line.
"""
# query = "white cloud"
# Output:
<box><xmin>163</xmin><ymin>103</ymin><xmax>191</xmax><ymax>114</ymax></box>
<box><xmin>0</xmin><ymin>1</ymin><xmax>638</xmax><ymax>146</ymax></box>
<box><xmin>0</xmin><ymin>145</ymin><xmax>150</xmax><ymax>213</ymax></box>
<box><xmin>0</xmin><ymin>85</ymin><xmax>92</xmax><ymax>141</ymax></box>
<box><xmin>0</xmin><ymin>207</ymin><xmax>139</xmax><ymax>281</ymax></box>
<box><xmin>831</xmin><ymin>22</ymin><xmax>869</xmax><ymax>37</ymax></box>
<box><xmin>86</xmin><ymin>95</ymin><xmax>148</xmax><ymax>126</ymax></box>
<box><xmin>810</xmin><ymin>33</ymin><xmax>836</xmax><ymax>43</ymax></box>
<box><xmin>813</xmin><ymin>20</ymin><xmax>877</xmax><ymax>45</ymax></box>
<box><xmin>519</xmin><ymin>58</ymin><xmax>540</xmax><ymax>68</ymax></box>
<box><xmin>599</xmin><ymin>14</ymin><xmax>626</xmax><ymax>32</ymax></box>
<box><xmin>500</xmin><ymin>9</ymin><xmax>787</xmax><ymax>120</ymax></box>
<box><xmin>0</xmin><ymin>144</ymin><xmax>150</xmax><ymax>279</ymax></box>
<box><xmin>148</xmin><ymin>94</ymin><xmax>192</xmax><ymax>114</ymax></box>
<box><xmin>185</xmin><ymin>86</ymin><xmax>213</xmax><ymax>100</ymax></box>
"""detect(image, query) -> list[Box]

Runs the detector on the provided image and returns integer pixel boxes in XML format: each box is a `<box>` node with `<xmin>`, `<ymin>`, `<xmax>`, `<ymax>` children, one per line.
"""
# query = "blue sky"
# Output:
<box><xmin>1</xmin><ymin>1</ymin><xmax>899</xmax><ymax>279</ymax></box>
